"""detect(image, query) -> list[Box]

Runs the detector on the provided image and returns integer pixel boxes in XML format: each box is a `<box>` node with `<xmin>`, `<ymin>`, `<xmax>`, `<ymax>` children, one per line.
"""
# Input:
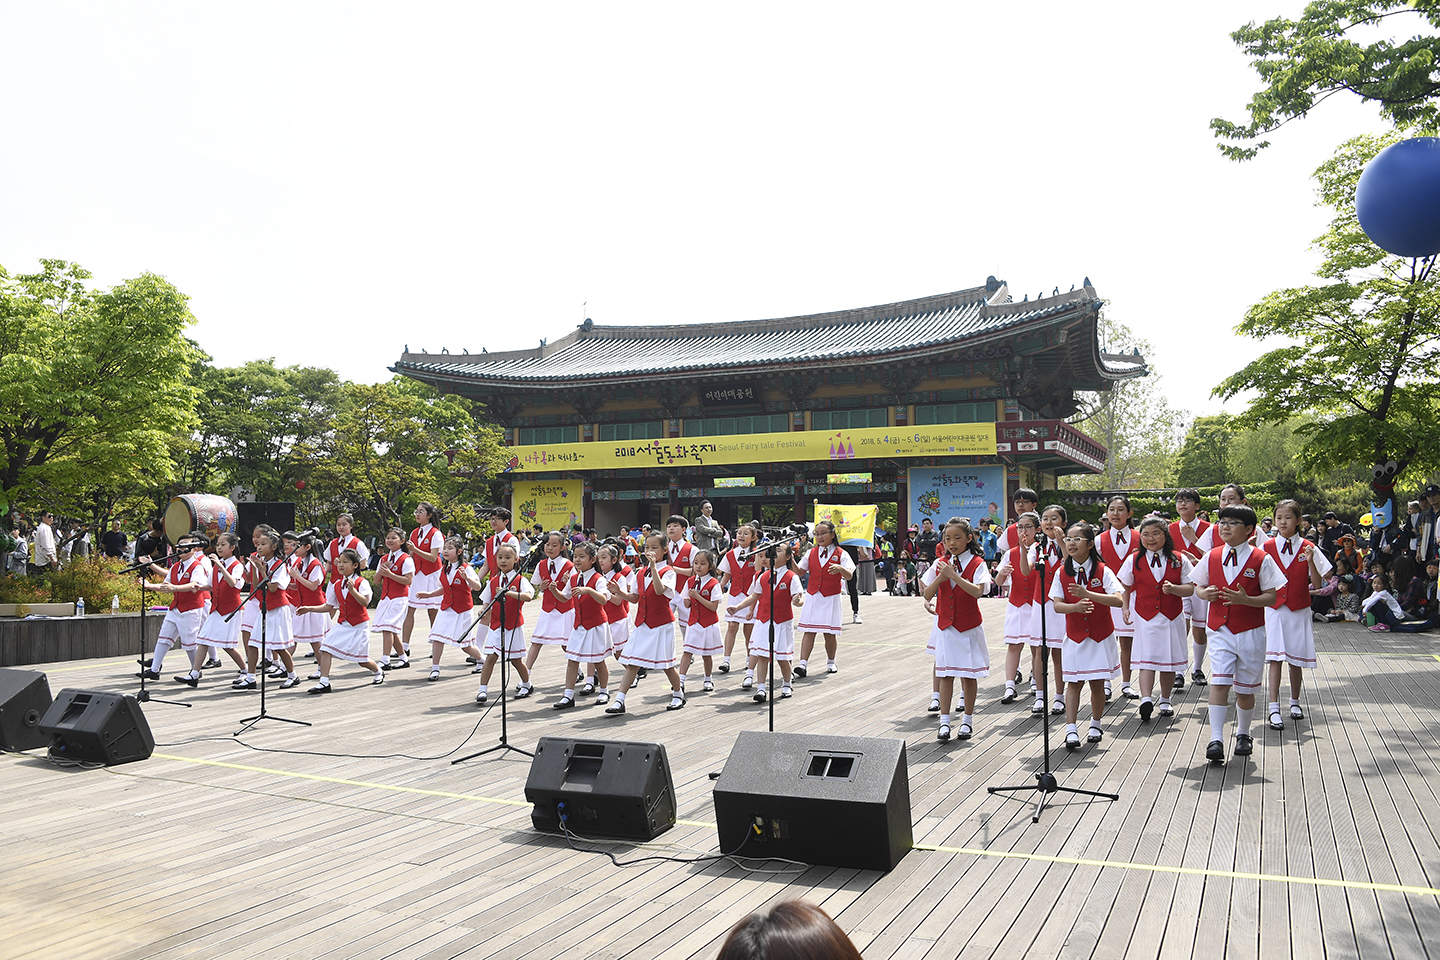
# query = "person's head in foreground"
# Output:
<box><xmin>716</xmin><ymin>900</ymin><xmax>863</xmax><ymax>960</ymax></box>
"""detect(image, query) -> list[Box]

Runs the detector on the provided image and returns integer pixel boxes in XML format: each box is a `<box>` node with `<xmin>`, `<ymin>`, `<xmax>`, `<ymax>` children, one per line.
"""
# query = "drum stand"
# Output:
<box><xmin>987</xmin><ymin>539</ymin><xmax>1118</xmax><ymax>822</ymax></box>
<box><xmin>236</xmin><ymin>543</ymin><xmax>312</xmax><ymax>735</ymax></box>
<box><xmin>124</xmin><ymin>557</ymin><xmax>190</xmax><ymax>708</ymax></box>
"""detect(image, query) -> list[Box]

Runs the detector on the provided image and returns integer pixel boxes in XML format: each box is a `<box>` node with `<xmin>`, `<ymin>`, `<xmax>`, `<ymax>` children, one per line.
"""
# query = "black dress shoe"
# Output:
<box><xmin>1233</xmin><ymin>734</ymin><xmax>1254</xmax><ymax>756</ymax></box>
<box><xmin>1139</xmin><ymin>700</ymin><xmax>1153</xmax><ymax>722</ymax></box>
<box><xmin>174</xmin><ymin>674</ymin><xmax>199</xmax><ymax>687</ymax></box>
<box><xmin>553</xmin><ymin>696</ymin><xmax>575</xmax><ymax>710</ymax></box>
<box><xmin>136</xmin><ymin>669</ymin><xmax>161</xmax><ymax>681</ymax></box>
<box><xmin>793</xmin><ymin>664</ymin><xmax>808</xmax><ymax>678</ymax></box>
<box><xmin>1193</xmin><ymin>668</ymin><xmax>1207</xmax><ymax>685</ymax></box>
<box><xmin>1206</xmin><ymin>740</ymin><xmax>1225</xmax><ymax>763</ymax></box>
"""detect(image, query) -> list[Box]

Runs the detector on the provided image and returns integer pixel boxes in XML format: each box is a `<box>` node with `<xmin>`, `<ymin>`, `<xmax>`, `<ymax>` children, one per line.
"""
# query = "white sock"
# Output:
<box><xmin>1290</xmin><ymin>698</ymin><xmax>1301</xmax><ymax>708</ymax></box>
<box><xmin>827</xmin><ymin>659</ymin><xmax>836</xmax><ymax>669</ymax></box>
<box><xmin>151</xmin><ymin>640</ymin><xmax>173</xmax><ymax>672</ymax></box>
<box><xmin>596</xmin><ymin>686</ymin><xmax>607</xmax><ymax>695</ymax></box>
<box><xmin>756</xmin><ymin>683</ymin><xmax>767</xmax><ymax>695</ymax></box>
<box><xmin>1237</xmin><ymin>706</ymin><xmax>1254</xmax><ymax>736</ymax></box>
<box><xmin>721</xmin><ymin>656</ymin><xmax>730</xmax><ymax>665</ymax></box>
<box><xmin>1066</xmin><ymin>722</ymin><xmax>1078</xmax><ymax>734</ymax></box>
<box><xmin>319</xmin><ymin>676</ymin><xmax>330</xmax><ymax>684</ymax></box>
<box><xmin>745</xmin><ymin>669</ymin><xmax>754</xmax><ymax>678</ymax></box>
<box><xmin>678</xmin><ymin>674</ymin><xmax>687</xmax><ymax>684</ymax></box>
<box><xmin>477</xmin><ymin>684</ymin><xmax>488</xmax><ymax>693</ymax></box>
<box><xmin>930</xmin><ymin>693</ymin><xmax>941</xmax><ymax>703</ymax></box>
<box><xmin>373</xmin><ymin>670</ymin><xmax>383</xmax><ymax>679</ymax></box>
<box><xmin>615</xmin><ymin>692</ymin><xmax>626</xmax><ymax>704</ymax></box>
<box><xmin>962</xmin><ymin>713</ymin><xmax>973</xmax><ymax>726</ymax></box>
<box><xmin>1141</xmin><ymin>696</ymin><xmax>1152</xmax><ymax>706</ymax></box>
<box><xmin>564</xmin><ymin>688</ymin><xmax>574</xmax><ymax>699</ymax></box>
<box><xmin>1208</xmin><ymin>704</ymin><xmax>1227</xmax><ymax>741</ymax></box>
<box><xmin>1005</xmin><ymin>680</ymin><xmax>1015</xmax><ymax>691</ymax></box>
<box><xmin>1269</xmin><ymin>701</ymin><xmax>1280</xmax><ymax>715</ymax></box>
<box><xmin>187</xmin><ymin>668</ymin><xmax>200</xmax><ymax>679</ymax></box>
<box><xmin>797</xmin><ymin>659</ymin><xmax>807</xmax><ymax>669</ymax></box>
<box><xmin>940</xmin><ymin>713</ymin><xmax>950</xmax><ymax>724</ymax></box>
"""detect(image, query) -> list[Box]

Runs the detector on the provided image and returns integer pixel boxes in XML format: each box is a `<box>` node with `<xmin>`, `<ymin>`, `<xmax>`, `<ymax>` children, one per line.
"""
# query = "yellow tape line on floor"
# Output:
<box><xmin>147</xmin><ymin>753</ymin><xmax>1438</xmax><ymax>895</ymax></box>
<box><xmin>911</xmin><ymin>842</ymin><xmax>1440</xmax><ymax>897</ymax></box>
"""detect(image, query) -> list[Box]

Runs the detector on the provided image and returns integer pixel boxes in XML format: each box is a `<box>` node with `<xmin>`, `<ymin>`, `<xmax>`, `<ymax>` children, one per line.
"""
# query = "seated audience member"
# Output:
<box><xmin>716</xmin><ymin>901</ymin><xmax>863</xmax><ymax>960</ymax></box>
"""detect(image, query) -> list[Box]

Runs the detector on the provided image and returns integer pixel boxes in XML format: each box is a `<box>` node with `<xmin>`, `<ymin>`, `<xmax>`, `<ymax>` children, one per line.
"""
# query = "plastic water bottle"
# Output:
<box><xmin>76</xmin><ymin>597</ymin><xmax>85</xmax><ymax>617</ymax></box>
<box><xmin>111</xmin><ymin>594</ymin><xmax>121</xmax><ymax>615</ymax></box>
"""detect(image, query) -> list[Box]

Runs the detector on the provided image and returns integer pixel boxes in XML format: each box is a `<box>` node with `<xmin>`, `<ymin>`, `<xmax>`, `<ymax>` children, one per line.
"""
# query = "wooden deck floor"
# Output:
<box><xmin>2</xmin><ymin>594</ymin><xmax>1438</xmax><ymax>960</ymax></box>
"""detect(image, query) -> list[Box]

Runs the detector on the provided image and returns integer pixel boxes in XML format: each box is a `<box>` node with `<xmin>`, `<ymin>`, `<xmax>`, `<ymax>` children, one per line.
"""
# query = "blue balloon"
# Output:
<box><xmin>1356</xmin><ymin>137</ymin><xmax>1440</xmax><ymax>258</ymax></box>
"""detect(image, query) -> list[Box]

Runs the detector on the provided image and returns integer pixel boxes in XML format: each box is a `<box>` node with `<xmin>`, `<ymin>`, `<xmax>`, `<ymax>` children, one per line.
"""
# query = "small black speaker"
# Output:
<box><xmin>237</xmin><ymin>502</ymin><xmax>297</xmax><ymax>556</ymax></box>
<box><xmin>0</xmin><ymin>668</ymin><xmax>53</xmax><ymax>752</ymax></box>
<box><xmin>713</xmin><ymin>731</ymin><xmax>912</xmax><ymax>872</ymax></box>
<box><xmin>39</xmin><ymin>689</ymin><xmax>154</xmax><ymax>765</ymax></box>
<box><xmin>524</xmin><ymin>737</ymin><xmax>676</xmax><ymax>840</ymax></box>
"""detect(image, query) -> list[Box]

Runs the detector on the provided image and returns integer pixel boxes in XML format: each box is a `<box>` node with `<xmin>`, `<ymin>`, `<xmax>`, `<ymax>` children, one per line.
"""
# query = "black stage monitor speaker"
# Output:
<box><xmin>39</xmin><ymin>689</ymin><xmax>154</xmax><ymax>765</ymax></box>
<box><xmin>237</xmin><ymin>502</ymin><xmax>297</xmax><ymax>556</ymax></box>
<box><xmin>713</xmin><ymin>731</ymin><xmax>912</xmax><ymax>872</ymax></box>
<box><xmin>0</xmin><ymin>668</ymin><xmax>53</xmax><ymax>752</ymax></box>
<box><xmin>525</xmin><ymin>736</ymin><xmax>676</xmax><ymax>841</ymax></box>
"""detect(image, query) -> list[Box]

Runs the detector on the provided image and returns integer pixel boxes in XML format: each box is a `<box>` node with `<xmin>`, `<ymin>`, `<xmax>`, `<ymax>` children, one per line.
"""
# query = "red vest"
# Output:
<box><xmin>1030</xmin><ymin>543</ymin><xmax>1063</xmax><ymax>607</ymax></box>
<box><xmin>805</xmin><ymin>546</ymin><xmax>845</xmax><ymax>596</ymax></box>
<box><xmin>688</xmin><ymin>576</ymin><xmax>721</xmax><ymax>628</ymax></box>
<box><xmin>1132</xmin><ymin>552</ymin><xmax>1183</xmax><ymax>621</ymax></box>
<box><xmin>1098</xmin><ymin>527</ymin><xmax>1136</xmax><ymax>571</ymax></box>
<box><xmin>537</xmin><ymin>557</ymin><xmax>576</xmax><ymax>613</ymax></box>
<box><xmin>1005</xmin><ymin>546</ymin><xmax>1036</xmax><ymax>608</ymax></box>
<box><xmin>1057</xmin><ymin>562</ymin><xmax>1115</xmax><ymax>642</ymax></box>
<box><xmin>334</xmin><ymin>575</ymin><xmax>371</xmax><ymax>626</ymax></box>
<box><xmin>573</xmin><ymin>570</ymin><xmax>609</xmax><ymax>630</ymax></box>
<box><xmin>255</xmin><ymin>556</ymin><xmax>292</xmax><ymax>611</ymax></box>
<box><xmin>210</xmin><ymin>558</ymin><xmax>244</xmax><ymax>616</ymax></box>
<box><xmin>409</xmin><ymin>525</ymin><xmax>442</xmax><ymax>575</ymax></box>
<box><xmin>724</xmin><ymin>548</ymin><xmax>757</xmax><ymax>595</ymax></box>
<box><xmin>1205</xmin><ymin>547</ymin><xmax>1267</xmax><ymax>633</ymax></box>
<box><xmin>667</xmin><ymin>540</ymin><xmax>695</xmax><ymax>593</ymax></box>
<box><xmin>486</xmin><ymin>573</ymin><xmax>525</xmax><ymax>631</ymax></box>
<box><xmin>291</xmin><ymin>556</ymin><xmax>326</xmax><ymax>607</ymax></box>
<box><xmin>484</xmin><ymin>531</ymin><xmax>518</xmax><ymax>578</ymax></box>
<box><xmin>1169</xmin><ymin>519</ymin><xmax>1209</xmax><ymax>560</ymax></box>
<box><xmin>603</xmin><ymin>567</ymin><xmax>631</xmax><ymax>622</ymax></box>
<box><xmin>756</xmin><ymin>569</ymin><xmax>797</xmax><ymax>624</ymax></box>
<box><xmin>326</xmin><ymin>536</ymin><xmax>363</xmax><ymax>585</ymax></box>
<box><xmin>168</xmin><ymin>555</ymin><xmax>207</xmax><ymax>612</ymax></box>
<box><xmin>1263</xmin><ymin>537</ymin><xmax>1313</xmax><ymax>612</ymax></box>
<box><xmin>635</xmin><ymin>565</ymin><xmax>676</xmax><ymax>628</ymax></box>
<box><xmin>934</xmin><ymin>554</ymin><xmax>985</xmax><ymax>632</ymax></box>
<box><xmin>440</xmin><ymin>564</ymin><xmax>474</xmax><ymax>612</ymax></box>
<box><xmin>379</xmin><ymin>550</ymin><xmax>412</xmax><ymax>600</ymax></box>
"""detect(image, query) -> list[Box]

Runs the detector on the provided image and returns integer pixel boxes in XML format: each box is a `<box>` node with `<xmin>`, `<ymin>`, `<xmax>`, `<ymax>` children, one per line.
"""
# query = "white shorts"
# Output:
<box><xmin>1208</xmin><ymin>626</ymin><xmax>1267</xmax><ymax>691</ymax></box>
<box><xmin>156</xmin><ymin>607</ymin><xmax>205</xmax><ymax>650</ymax></box>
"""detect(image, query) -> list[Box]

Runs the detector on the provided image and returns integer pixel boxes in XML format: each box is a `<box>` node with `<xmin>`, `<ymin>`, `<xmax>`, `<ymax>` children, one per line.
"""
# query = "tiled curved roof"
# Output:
<box><xmin>394</xmin><ymin>281</ymin><xmax>1125</xmax><ymax>386</ymax></box>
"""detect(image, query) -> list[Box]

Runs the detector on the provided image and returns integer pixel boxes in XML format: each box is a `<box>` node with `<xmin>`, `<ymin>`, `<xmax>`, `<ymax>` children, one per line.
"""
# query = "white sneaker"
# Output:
<box><xmin>852</xmin><ymin>613</ymin><xmax>862</xmax><ymax>624</ymax></box>
<box><xmin>826</xmin><ymin>662</ymin><xmax>838</xmax><ymax>674</ymax></box>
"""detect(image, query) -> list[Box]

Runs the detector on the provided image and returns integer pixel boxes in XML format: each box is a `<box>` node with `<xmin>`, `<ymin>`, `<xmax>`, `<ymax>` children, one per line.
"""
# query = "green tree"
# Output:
<box><xmin>311</xmin><ymin>378</ymin><xmax>505</xmax><ymax>536</ymax></box>
<box><xmin>1062</xmin><ymin>318</ymin><xmax>1185</xmax><ymax>491</ymax></box>
<box><xmin>1215</xmin><ymin>133</ymin><xmax>1440</xmax><ymax>485</ymax></box>
<box><xmin>1229</xmin><ymin>418</ymin><xmax>1308</xmax><ymax>485</ymax></box>
<box><xmin>1175</xmin><ymin>415</ymin><xmax>1235</xmax><ymax>489</ymax></box>
<box><xmin>1212</xmin><ymin>1</ymin><xmax>1440</xmax><ymax>160</ymax></box>
<box><xmin>0</xmin><ymin>260</ymin><xmax>199</xmax><ymax>518</ymax></box>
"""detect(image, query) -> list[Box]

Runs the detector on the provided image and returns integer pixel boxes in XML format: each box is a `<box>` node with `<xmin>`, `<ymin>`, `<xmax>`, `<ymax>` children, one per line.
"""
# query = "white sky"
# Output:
<box><xmin>0</xmin><ymin>2</ymin><xmax>1393</xmax><ymax>420</ymax></box>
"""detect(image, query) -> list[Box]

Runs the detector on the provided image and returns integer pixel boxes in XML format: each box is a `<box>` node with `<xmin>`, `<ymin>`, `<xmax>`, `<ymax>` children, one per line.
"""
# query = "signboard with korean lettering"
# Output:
<box><xmin>907</xmin><ymin>466</ymin><xmax>1006</xmax><ymax>527</ymax></box>
<box><xmin>512</xmin><ymin>480</ymin><xmax>583</xmax><ymax>533</ymax></box>
<box><xmin>500</xmin><ymin>423</ymin><xmax>997</xmax><ymax>473</ymax></box>
<box><xmin>700</xmin><ymin>384</ymin><xmax>760</xmax><ymax>407</ymax></box>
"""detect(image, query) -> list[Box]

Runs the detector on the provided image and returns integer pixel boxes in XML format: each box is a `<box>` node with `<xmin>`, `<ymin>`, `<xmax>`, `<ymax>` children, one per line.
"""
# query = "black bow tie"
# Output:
<box><xmin>1116</xmin><ymin>531</ymin><xmax>1126</xmax><ymax>545</ymax></box>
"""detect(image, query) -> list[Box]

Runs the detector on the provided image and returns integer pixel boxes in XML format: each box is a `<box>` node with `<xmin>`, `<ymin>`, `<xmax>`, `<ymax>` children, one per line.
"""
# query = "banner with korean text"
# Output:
<box><xmin>813</xmin><ymin>503</ymin><xmax>877</xmax><ymax>548</ymax></box>
<box><xmin>501</xmin><ymin>422</ymin><xmax>997</xmax><ymax>473</ymax></box>
<box><xmin>512</xmin><ymin>479</ymin><xmax>583</xmax><ymax>533</ymax></box>
<box><xmin>907</xmin><ymin>466</ymin><xmax>1007</xmax><ymax>527</ymax></box>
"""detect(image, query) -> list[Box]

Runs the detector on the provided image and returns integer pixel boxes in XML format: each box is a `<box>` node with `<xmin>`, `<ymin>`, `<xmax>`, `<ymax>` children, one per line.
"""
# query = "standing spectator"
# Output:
<box><xmin>1417</xmin><ymin>485</ymin><xmax>1440</xmax><ymax>564</ymax></box>
<box><xmin>854</xmin><ymin>542</ymin><xmax>876</xmax><ymax>596</ymax></box>
<box><xmin>977</xmin><ymin>518</ymin><xmax>1000</xmax><ymax>596</ymax></box>
<box><xmin>101</xmin><ymin>519</ymin><xmax>129</xmax><ymax>558</ymax></box>
<box><xmin>913</xmin><ymin>517</ymin><xmax>940</xmax><ymax>562</ymax></box>
<box><xmin>1320</xmin><ymin>512</ymin><xmax>1353</xmax><ymax>560</ymax></box>
<box><xmin>6</xmin><ymin>524</ymin><xmax>28</xmax><ymax>576</ymax></box>
<box><xmin>1301</xmin><ymin>514</ymin><xmax>1320</xmax><ymax>545</ymax></box>
<box><xmin>1401</xmin><ymin>500</ymin><xmax>1423</xmax><ymax>560</ymax></box>
<box><xmin>32</xmin><ymin>511</ymin><xmax>58</xmax><ymax>573</ymax></box>
<box><xmin>692</xmin><ymin>500</ymin><xmax>725</xmax><ymax>552</ymax></box>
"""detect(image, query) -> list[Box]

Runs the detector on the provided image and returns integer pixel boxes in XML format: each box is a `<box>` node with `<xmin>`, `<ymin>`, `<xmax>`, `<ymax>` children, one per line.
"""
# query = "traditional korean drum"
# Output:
<box><xmin>164</xmin><ymin>494</ymin><xmax>239</xmax><ymax>546</ymax></box>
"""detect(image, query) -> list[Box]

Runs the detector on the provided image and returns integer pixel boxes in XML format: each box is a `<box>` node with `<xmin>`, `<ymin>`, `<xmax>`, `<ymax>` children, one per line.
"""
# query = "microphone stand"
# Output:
<box><xmin>125</xmin><ymin>554</ymin><xmax>190</xmax><ymax>708</ymax></box>
<box><xmin>988</xmin><ymin>534</ymin><xmax>1118</xmax><ymax>822</ymax></box>
<box><xmin>738</xmin><ymin>539</ymin><xmax>783</xmax><ymax>733</ymax></box>
<box><xmin>236</xmin><ymin>538</ymin><xmax>312</xmax><ymax>735</ymax></box>
<box><xmin>452</xmin><ymin>556</ymin><xmax>543</xmax><ymax>765</ymax></box>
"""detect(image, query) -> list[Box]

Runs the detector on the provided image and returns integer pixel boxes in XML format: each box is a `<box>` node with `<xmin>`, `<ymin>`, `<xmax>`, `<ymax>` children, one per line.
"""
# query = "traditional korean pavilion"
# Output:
<box><xmin>393</xmin><ymin>277</ymin><xmax>1144</xmax><ymax>534</ymax></box>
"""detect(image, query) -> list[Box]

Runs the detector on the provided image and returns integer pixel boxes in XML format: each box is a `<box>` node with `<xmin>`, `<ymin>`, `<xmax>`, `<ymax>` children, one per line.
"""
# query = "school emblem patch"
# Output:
<box><xmin>1243</xmin><ymin>569</ymin><xmax>1257</xmax><ymax>578</ymax></box>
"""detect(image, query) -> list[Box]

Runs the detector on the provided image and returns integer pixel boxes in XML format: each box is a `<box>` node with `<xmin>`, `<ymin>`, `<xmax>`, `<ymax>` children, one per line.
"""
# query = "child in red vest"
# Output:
<box><xmin>1184</xmin><ymin>504</ymin><xmax>1285</xmax><ymax>764</ymax></box>
<box><xmin>1262</xmin><ymin>499</ymin><xmax>1329</xmax><ymax>730</ymax></box>
<box><xmin>995</xmin><ymin>511</ymin><xmax>1039</xmax><ymax>705</ymax></box>
<box><xmin>994</xmin><ymin>487</ymin><xmax>1041</xmax><ymax>555</ymax></box>
<box><xmin>414</xmin><ymin>537</ymin><xmax>486</xmax><ymax>681</ymax></box>
<box><xmin>295</xmin><ymin>548</ymin><xmax>384</xmax><ymax>693</ymax></box>
<box><xmin>1098</xmin><ymin>495</ymin><xmax>1138</xmax><ymax>700</ymax></box>
<box><xmin>607</xmin><ymin>534</ymin><xmax>686</xmax><ymax>715</ymax></box>
<box><xmin>287</xmin><ymin>532</ymin><xmax>329</xmax><ymax>669</ymax></box>
<box><xmin>373</xmin><ymin>528</ymin><xmax>415</xmax><ymax>669</ymax></box>
<box><xmin>729</xmin><ymin>542</ymin><xmax>803</xmax><ymax>702</ymax></box>
<box><xmin>795</xmin><ymin>520</ymin><xmax>856</xmax><ymax>678</ymax></box>
<box><xmin>1050</xmin><ymin>522</ymin><xmax>1124</xmax><ymax>748</ymax></box>
<box><xmin>525</xmin><ymin>531</ymin><xmax>576</xmax><ymax>694</ymax></box>
<box><xmin>718</xmin><ymin>523</ymin><xmax>761</xmax><ymax>673</ymax></box>
<box><xmin>1117</xmin><ymin>517</ymin><xmax>1194</xmax><ymax>722</ymax></box>
<box><xmin>553</xmin><ymin>541</ymin><xmax>612</xmax><ymax>709</ymax></box>
<box><xmin>474</xmin><ymin>543</ymin><xmax>533</xmax><ymax>704</ymax></box>
<box><xmin>138</xmin><ymin>536</ymin><xmax>212</xmax><ymax>682</ymax></box>
<box><xmin>241</xmin><ymin>525</ymin><xmax>299</xmax><ymax>690</ymax></box>
<box><xmin>1022</xmin><ymin>504</ymin><xmax>1070</xmax><ymax>716</ymax></box>
<box><xmin>921</xmin><ymin>518</ymin><xmax>991</xmax><ymax>741</ymax></box>
<box><xmin>403</xmin><ymin>503</ymin><xmax>445</xmax><ymax>659</ymax></box>
<box><xmin>678</xmin><ymin>550</ymin><xmax>724</xmax><ymax>692</ymax></box>
<box><xmin>191</xmin><ymin>533</ymin><xmax>249</xmax><ymax>684</ymax></box>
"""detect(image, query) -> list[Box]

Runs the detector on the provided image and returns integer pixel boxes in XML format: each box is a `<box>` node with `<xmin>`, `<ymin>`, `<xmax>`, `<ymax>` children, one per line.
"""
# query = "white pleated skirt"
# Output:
<box><xmin>683</xmin><ymin>622</ymin><xmax>723</xmax><ymax>657</ymax></box>
<box><xmin>323</xmin><ymin>622</ymin><xmax>374</xmax><ymax>663</ymax></box>
<box><xmin>429</xmin><ymin>607</ymin><xmax>477</xmax><ymax>646</ymax></box>
<box><xmin>1061</xmin><ymin>635</ymin><xmax>1120</xmax><ymax>683</ymax></box>
<box><xmin>928</xmin><ymin>624</ymin><xmax>990</xmax><ymax>679</ymax></box>
<box><xmin>796</xmin><ymin>593</ymin><xmax>844</xmax><ymax>634</ymax></box>
<box><xmin>1264</xmin><ymin>605</ymin><xmax>1318</xmax><ymax>668</ymax></box>
<box><xmin>1130</xmin><ymin>612</ymin><xmax>1188</xmax><ymax>672</ymax></box>
<box><xmin>245</xmin><ymin>606</ymin><xmax>294</xmax><ymax>651</ymax></box>
<box><xmin>531</xmin><ymin>608</ymin><xmax>574</xmax><ymax>645</ymax></box>
<box><xmin>292</xmin><ymin>611</ymin><xmax>330</xmax><ymax>643</ymax></box>
<box><xmin>408</xmin><ymin>570</ymin><xmax>442</xmax><ymax>609</ymax></box>
<box><xmin>371</xmin><ymin>597</ymin><xmax>408</xmax><ymax>634</ymax></box>
<box><xmin>723</xmin><ymin>590</ymin><xmax>754</xmax><ymax>624</ymax></box>
<box><xmin>199</xmin><ymin>609</ymin><xmax>243</xmax><ymax>649</ymax></box>
<box><xmin>567</xmin><ymin>623</ymin><xmax>613</xmax><ymax>663</ymax></box>
<box><xmin>1003</xmin><ymin>601</ymin><xmax>1032</xmax><ymax>645</ymax></box>
<box><xmin>620</xmin><ymin>623</ymin><xmax>677</xmax><ymax>669</ymax></box>
<box><xmin>747</xmin><ymin>621</ymin><xmax>795</xmax><ymax>660</ymax></box>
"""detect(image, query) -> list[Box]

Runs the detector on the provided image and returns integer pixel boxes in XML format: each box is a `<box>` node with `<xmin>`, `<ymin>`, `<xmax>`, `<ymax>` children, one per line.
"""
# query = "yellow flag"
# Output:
<box><xmin>814</xmin><ymin>503</ymin><xmax>877</xmax><ymax>547</ymax></box>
